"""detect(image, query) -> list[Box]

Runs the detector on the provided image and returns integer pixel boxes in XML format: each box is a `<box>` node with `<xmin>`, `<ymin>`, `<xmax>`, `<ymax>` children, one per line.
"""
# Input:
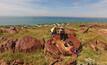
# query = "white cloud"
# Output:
<box><xmin>79</xmin><ymin>0</ymin><xmax>107</xmax><ymax>17</ymax></box>
<box><xmin>0</xmin><ymin>0</ymin><xmax>48</xmax><ymax>16</ymax></box>
<box><xmin>0</xmin><ymin>0</ymin><xmax>107</xmax><ymax>17</ymax></box>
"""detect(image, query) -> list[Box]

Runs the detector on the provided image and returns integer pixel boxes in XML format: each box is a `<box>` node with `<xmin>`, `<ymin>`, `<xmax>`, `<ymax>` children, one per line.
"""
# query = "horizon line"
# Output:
<box><xmin>0</xmin><ymin>16</ymin><xmax>107</xmax><ymax>18</ymax></box>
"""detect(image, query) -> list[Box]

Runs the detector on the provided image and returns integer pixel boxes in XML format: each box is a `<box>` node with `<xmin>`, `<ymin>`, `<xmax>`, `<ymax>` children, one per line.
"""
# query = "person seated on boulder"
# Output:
<box><xmin>50</xmin><ymin>26</ymin><xmax>68</xmax><ymax>41</ymax></box>
<box><xmin>58</xmin><ymin>27</ymin><xmax>68</xmax><ymax>41</ymax></box>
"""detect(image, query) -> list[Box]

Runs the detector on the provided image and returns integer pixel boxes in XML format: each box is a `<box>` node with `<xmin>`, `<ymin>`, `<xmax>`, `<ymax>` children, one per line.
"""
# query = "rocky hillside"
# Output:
<box><xmin>0</xmin><ymin>23</ymin><xmax>107</xmax><ymax>65</ymax></box>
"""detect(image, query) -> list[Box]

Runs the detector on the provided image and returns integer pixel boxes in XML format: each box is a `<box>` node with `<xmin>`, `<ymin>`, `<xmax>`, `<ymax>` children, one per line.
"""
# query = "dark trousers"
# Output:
<box><xmin>60</xmin><ymin>33</ymin><xmax>68</xmax><ymax>41</ymax></box>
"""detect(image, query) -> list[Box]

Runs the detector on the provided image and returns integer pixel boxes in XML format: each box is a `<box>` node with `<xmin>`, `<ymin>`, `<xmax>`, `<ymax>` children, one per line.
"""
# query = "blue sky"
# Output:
<box><xmin>0</xmin><ymin>0</ymin><xmax>107</xmax><ymax>17</ymax></box>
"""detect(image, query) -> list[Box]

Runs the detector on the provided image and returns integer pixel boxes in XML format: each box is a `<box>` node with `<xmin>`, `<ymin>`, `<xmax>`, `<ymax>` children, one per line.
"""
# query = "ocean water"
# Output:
<box><xmin>0</xmin><ymin>16</ymin><xmax>107</xmax><ymax>25</ymax></box>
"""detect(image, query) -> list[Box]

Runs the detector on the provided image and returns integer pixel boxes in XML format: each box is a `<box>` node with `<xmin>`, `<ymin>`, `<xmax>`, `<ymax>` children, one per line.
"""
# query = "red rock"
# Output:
<box><xmin>15</xmin><ymin>36</ymin><xmax>43</xmax><ymax>52</ymax></box>
<box><xmin>67</xmin><ymin>34</ymin><xmax>81</xmax><ymax>49</ymax></box>
<box><xmin>15</xmin><ymin>59</ymin><xmax>24</xmax><ymax>64</ymax></box>
<box><xmin>88</xmin><ymin>40</ymin><xmax>107</xmax><ymax>51</ymax></box>
<box><xmin>8</xmin><ymin>26</ymin><xmax>18</xmax><ymax>34</ymax></box>
<box><xmin>79</xmin><ymin>24</ymin><xmax>86</xmax><ymax>27</ymax></box>
<box><xmin>1</xmin><ymin>39</ymin><xmax>17</xmax><ymax>53</ymax></box>
<box><xmin>0</xmin><ymin>59</ymin><xmax>8</xmax><ymax>65</ymax></box>
<box><xmin>65</xmin><ymin>29</ymin><xmax>77</xmax><ymax>37</ymax></box>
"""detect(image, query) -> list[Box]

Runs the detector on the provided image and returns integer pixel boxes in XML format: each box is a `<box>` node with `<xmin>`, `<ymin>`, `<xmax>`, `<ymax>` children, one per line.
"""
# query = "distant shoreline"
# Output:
<box><xmin>0</xmin><ymin>16</ymin><xmax>107</xmax><ymax>25</ymax></box>
<box><xmin>0</xmin><ymin>22</ymin><xmax>107</xmax><ymax>27</ymax></box>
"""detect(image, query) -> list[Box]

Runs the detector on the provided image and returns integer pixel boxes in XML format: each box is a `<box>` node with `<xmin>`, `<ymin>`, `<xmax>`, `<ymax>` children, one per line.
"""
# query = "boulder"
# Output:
<box><xmin>15</xmin><ymin>36</ymin><xmax>43</xmax><ymax>52</ymax></box>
